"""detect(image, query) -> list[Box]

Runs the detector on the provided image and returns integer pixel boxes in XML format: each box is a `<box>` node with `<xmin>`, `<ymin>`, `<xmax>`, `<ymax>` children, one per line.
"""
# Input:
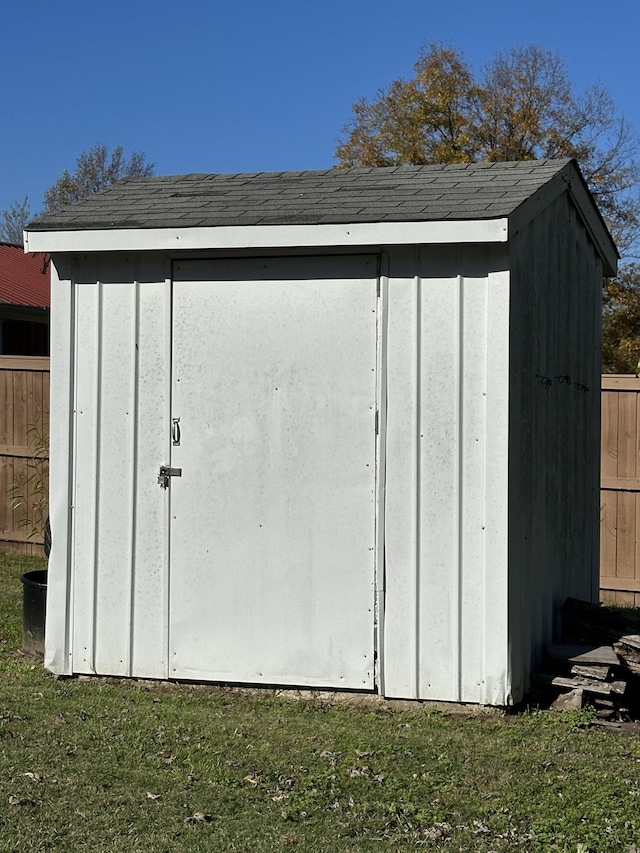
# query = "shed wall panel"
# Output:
<box><xmin>480</xmin><ymin>269</ymin><xmax>512</xmax><ymax>701</ymax></box>
<box><xmin>93</xmin><ymin>274</ymin><xmax>138</xmax><ymax>675</ymax></box>
<box><xmin>417</xmin><ymin>271</ymin><xmax>463</xmax><ymax>700</ymax></box>
<box><xmin>383</xmin><ymin>245</ymin><xmax>510</xmax><ymax>704</ymax></box>
<box><xmin>380</xmin><ymin>265</ymin><xmax>420</xmax><ymax>697</ymax></box>
<box><xmin>129</xmin><ymin>264</ymin><xmax>171</xmax><ymax>678</ymax></box>
<box><xmin>458</xmin><ymin>271</ymin><xmax>491</xmax><ymax>699</ymax></box>
<box><xmin>69</xmin><ymin>256</ymin><xmax>170</xmax><ymax>677</ymax></box>
<box><xmin>45</xmin><ymin>261</ymin><xmax>75</xmax><ymax>674</ymax></box>
<box><xmin>508</xmin><ymin>192</ymin><xmax>602</xmax><ymax>700</ymax></box>
<box><xmin>72</xmin><ymin>261</ymin><xmax>100</xmax><ymax>673</ymax></box>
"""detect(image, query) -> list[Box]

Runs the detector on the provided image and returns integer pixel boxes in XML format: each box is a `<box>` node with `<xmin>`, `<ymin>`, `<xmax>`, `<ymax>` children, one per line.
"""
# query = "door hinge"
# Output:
<box><xmin>158</xmin><ymin>465</ymin><xmax>182</xmax><ymax>489</ymax></box>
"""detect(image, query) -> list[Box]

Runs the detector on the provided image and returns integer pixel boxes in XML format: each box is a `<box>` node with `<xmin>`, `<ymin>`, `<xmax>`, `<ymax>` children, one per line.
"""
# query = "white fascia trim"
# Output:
<box><xmin>24</xmin><ymin>218</ymin><xmax>509</xmax><ymax>253</ymax></box>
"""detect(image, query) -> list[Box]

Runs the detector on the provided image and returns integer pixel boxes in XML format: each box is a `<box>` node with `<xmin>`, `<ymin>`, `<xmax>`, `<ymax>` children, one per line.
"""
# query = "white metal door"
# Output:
<box><xmin>169</xmin><ymin>255</ymin><xmax>378</xmax><ymax>688</ymax></box>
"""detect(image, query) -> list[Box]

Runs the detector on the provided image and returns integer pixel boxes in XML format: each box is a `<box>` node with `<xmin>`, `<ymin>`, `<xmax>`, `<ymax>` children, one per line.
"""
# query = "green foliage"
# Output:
<box><xmin>603</xmin><ymin>264</ymin><xmax>640</xmax><ymax>372</ymax></box>
<box><xmin>0</xmin><ymin>551</ymin><xmax>639</xmax><ymax>851</ymax></box>
<box><xmin>43</xmin><ymin>144</ymin><xmax>154</xmax><ymax>213</ymax></box>
<box><xmin>0</xmin><ymin>196</ymin><xmax>31</xmax><ymax>244</ymax></box>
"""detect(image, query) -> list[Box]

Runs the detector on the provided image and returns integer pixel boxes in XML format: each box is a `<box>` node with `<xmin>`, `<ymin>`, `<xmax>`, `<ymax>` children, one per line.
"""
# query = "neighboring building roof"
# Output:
<box><xmin>27</xmin><ymin>159</ymin><xmax>575</xmax><ymax>231</ymax></box>
<box><xmin>24</xmin><ymin>159</ymin><xmax>618</xmax><ymax>276</ymax></box>
<box><xmin>0</xmin><ymin>243</ymin><xmax>50</xmax><ymax>309</ymax></box>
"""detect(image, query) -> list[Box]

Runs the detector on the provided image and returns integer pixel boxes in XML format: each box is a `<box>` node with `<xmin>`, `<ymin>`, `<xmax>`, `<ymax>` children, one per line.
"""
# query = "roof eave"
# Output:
<box><xmin>24</xmin><ymin>218</ymin><xmax>510</xmax><ymax>254</ymax></box>
<box><xmin>564</xmin><ymin>168</ymin><xmax>619</xmax><ymax>278</ymax></box>
<box><xmin>0</xmin><ymin>302</ymin><xmax>49</xmax><ymax>315</ymax></box>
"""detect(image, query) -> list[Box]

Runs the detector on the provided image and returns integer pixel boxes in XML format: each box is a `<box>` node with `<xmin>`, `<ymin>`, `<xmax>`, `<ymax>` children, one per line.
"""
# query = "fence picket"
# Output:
<box><xmin>601</xmin><ymin>375</ymin><xmax>640</xmax><ymax>605</ymax></box>
<box><xmin>0</xmin><ymin>356</ymin><xmax>49</xmax><ymax>555</ymax></box>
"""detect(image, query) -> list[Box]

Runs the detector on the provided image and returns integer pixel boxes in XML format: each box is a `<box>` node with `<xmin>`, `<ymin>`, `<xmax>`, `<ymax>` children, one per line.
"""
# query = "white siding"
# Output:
<box><xmin>57</xmin><ymin>255</ymin><xmax>170</xmax><ymax>678</ymax></box>
<box><xmin>44</xmin><ymin>259</ymin><xmax>75</xmax><ymax>674</ymax></box>
<box><xmin>45</xmin><ymin>201</ymin><xmax>602</xmax><ymax>707</ymax></box>
<box><xmin>383</xmin><ymin>245</ymin><xmax>511</xmax><ymax>705</ymax></box>
<box><xmin>72</xmin><ymin>258</ymin><xmax>100</xmax><ymax>672</ymax></box>
<box><xmin>130</xmin><ymin>264</ymin><xmax>172</xmax><ymax>677</ymax></box>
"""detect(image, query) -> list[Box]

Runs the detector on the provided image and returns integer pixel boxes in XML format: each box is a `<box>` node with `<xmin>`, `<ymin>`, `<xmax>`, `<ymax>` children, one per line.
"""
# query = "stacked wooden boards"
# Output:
<box><xmin>532</xmin><ymin>598</ymin><xmax>640</xmax><ymax>718</ymax></box>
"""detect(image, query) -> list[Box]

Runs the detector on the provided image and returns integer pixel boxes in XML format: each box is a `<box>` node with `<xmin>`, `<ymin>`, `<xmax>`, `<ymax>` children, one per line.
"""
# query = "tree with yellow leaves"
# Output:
<box><xmin>336</xmin><ymin>44</ymin><xmax>640</xmax><ymax>258</ymax></box>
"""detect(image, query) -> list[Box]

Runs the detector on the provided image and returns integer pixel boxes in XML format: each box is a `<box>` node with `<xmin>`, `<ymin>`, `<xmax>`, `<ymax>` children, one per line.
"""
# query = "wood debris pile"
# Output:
<box><xmin>532</xmin><ymin>598</ymin><xmax>640</xmax><ymax>719</ymax></box>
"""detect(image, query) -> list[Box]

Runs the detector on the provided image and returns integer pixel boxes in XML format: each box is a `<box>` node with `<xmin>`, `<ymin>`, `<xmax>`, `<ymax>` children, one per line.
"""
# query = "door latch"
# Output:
<box><xmin>158</xmin><ymin>465</ymin><xmax>182</xmax><ymax>489</ymax></box>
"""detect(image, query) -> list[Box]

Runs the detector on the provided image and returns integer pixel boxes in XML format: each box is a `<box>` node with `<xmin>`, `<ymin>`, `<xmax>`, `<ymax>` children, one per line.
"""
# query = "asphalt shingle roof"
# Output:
<box><xmin>26</xmin><ymin>159</ymin><xmax>573</xmax><ymax>232</ymax></box>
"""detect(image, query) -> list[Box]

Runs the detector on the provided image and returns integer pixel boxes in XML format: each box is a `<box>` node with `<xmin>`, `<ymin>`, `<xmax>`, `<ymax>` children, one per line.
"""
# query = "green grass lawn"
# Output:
<box><xmin>1</xmin><ymin>553</ymin><xmax>640</xmax><ymax>852</ymax></box>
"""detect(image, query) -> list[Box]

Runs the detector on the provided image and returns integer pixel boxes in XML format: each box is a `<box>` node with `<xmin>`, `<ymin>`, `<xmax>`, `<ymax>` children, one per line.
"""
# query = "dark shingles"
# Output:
<box><xmin>26</xmin><ymin>160</ymin><xmax>572</xmax><ymax>232</ymax></box>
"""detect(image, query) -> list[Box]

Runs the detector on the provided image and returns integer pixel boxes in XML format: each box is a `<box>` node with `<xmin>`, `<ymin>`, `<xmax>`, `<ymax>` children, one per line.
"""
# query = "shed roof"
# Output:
<box><xmin>24</xmin><ymin>159</ymin><xmax>617</xmax><ymax>275</ymax></box>
<box><xmin>0</xmin><ymin>243</ymin><xmax>50</xmax><ymax>309</ymax></box>
<box><xmin>28</xmin><ymin>159</ymin><xmax>575</xmax><ymax>231</ymax></box>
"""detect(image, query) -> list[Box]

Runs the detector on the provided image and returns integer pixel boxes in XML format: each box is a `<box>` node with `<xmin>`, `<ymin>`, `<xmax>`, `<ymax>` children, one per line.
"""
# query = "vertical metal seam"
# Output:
<box><xmin>503</xmin><ymin>269</ymin><xmax>513</xmax><ymax>703</ymax></box>
<box><xmin>128</xmin><ymin>272</ymin><xmax>141</xmax><ymax>676</ymax></box>
<box><xmin>373</xmin><ymin>257</ymin><xmax>380</xmax><ymax>688</ymax></box>
<box><xmin>375</xmin><ymin>253</ymin><xmax>389</xmax><ymax>696</ymax></box>
<box><xmin>66</xmin><ymin>262</ymin><xmax>79</xmax><ymax>672</ymax></box>
<box><xmin>482</xmin><ymin>274</ymin><xmax>490</xmax><ymax>703</ymax></box>
<box><xmin>91</xmin><ymin>276</ymin><xmax>103</xmax><ymax>674</ymax></box>
<box><xmin>456</xmin><ymin>274</ymin><xmax>464</xmax><ymax>702</ymax></box>
<box><xmin>414</xmin><ymin>268</ymin><xmax>422</xmax><ymax>699</ymax></box>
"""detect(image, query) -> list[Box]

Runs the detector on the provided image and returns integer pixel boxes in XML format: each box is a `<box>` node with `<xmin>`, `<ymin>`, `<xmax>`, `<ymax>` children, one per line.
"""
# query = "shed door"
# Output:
<box><xmin>169</xmin><ymin>255</ymin><xmax>378</xmax><ymax>688</ymax></box>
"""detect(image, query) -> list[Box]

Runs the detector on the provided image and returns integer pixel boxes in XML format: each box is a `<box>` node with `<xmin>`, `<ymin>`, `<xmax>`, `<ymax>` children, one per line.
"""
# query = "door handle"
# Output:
<box><xmin>172</xmin><ymin>417</ymin><xmax>181</xmax><ymax>446</ymax></box>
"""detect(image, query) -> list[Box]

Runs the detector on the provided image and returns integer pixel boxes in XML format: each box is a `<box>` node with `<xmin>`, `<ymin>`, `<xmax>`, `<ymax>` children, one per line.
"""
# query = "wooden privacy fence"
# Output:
<box><xmin>0</xmin><ymin>356</ymin><xmax>50</xmax><ymax>556</ymax></box>
<box><xmin>600</xmin><ymin>375</ymin><xmax>640</xmax><ymax>605</ymax></box>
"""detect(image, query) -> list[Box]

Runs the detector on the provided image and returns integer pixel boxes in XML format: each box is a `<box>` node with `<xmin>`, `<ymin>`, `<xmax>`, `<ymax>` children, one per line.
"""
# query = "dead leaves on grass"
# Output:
<box><xmin>8</xmin><ymin>795</ymin><xmax>36</xmax><ymax>806</ymax></box>
<box><xmin>143</xmin><ymin>790</ymin><xmax>212</xmax><ymax>827</ymax></box>
<box><xmin>184</xmin><ymin>811</ymin><xmax>212</xmax><ymax>824</ymax></box>
<box><xmin>8</xmin><ymin>770</ymin><xmax>42</xmax><ymax>807</ymax></box>
<box><xmin>346</xmin><ymin>765</ymin><xmax>371</xmax><ymax>778</ymax></box>
<box><xmin>21</xmin><ymin>772</ymin><xmax>41</xmax><ymax>782</ymax></box>
<box><xmin>317</xmin><ymin>750</ymin><xmax>340</xmax><ymax>766</ymax></box>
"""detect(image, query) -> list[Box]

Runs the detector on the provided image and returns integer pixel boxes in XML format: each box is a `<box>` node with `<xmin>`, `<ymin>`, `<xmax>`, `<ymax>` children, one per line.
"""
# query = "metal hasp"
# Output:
<box><xmin>158</xmin><ymin>465</ymin><xmax>182</xmax><ymax>489</ymax></box>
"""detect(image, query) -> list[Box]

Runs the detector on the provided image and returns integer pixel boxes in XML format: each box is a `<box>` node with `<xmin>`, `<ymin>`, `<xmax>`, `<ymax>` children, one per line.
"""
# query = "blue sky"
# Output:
<box><xmin>3</xmin><ymin>0</ymin><xmax>639</xmax><ymax>217</ymax></box>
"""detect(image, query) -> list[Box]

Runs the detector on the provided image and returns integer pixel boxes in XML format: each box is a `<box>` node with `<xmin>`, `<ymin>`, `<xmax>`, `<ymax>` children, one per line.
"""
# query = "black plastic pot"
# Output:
<box><xmin>20</xmin><ymin>569</ymin><xmax>47</xmax><ymax>658</ymax></box>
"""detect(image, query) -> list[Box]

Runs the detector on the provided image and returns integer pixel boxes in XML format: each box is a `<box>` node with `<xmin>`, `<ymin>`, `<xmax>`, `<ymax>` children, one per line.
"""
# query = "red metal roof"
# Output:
<box><xmin>0</xmin><ymin>242</ymin><xmax>50</xmax><ymax>309</ymax></box>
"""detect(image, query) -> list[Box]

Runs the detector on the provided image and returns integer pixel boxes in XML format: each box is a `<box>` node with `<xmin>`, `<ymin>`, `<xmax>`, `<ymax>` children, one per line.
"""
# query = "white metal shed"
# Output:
<box><xmin>25</xmin><ymin>159</ymin><xmax>617</xmax><ymax>706</ymax></box>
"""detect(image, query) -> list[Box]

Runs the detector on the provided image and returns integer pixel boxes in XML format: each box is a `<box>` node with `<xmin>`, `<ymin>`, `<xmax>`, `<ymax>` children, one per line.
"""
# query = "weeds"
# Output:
<box><xmin>9</xmin><ymin>422</ymin><xmax>49</xmax><ymax>545</ymax></box>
